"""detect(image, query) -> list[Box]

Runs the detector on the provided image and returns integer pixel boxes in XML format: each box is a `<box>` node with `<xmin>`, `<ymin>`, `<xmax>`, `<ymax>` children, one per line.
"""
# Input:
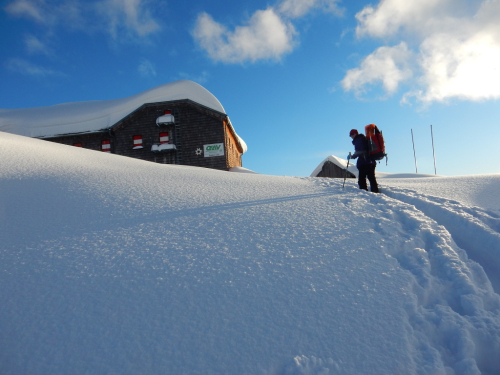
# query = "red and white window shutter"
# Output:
<box><xmin>159</xmin><ymin>132</ymin><xmax>169</xmax><ymax>144</ymax></box>
<box><xmin>101</xmin><ymin>140</ymin><xmax>111</xmax><ymax>153</ymax></box>
<box><xmin>133</xmin><ymin>135</ymin><xmax>143</xmax><ymax>149</ymax></box>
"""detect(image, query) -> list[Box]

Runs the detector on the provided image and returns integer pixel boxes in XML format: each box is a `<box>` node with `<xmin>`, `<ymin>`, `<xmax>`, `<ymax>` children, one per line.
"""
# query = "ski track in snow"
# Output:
<box><xmin>316</xmin><ymin>178</ymin><xmax>500</xmax><ymax>375</ymax></box>
<box><xmin>1</xmin><ymin>133</ymin><xmax>500</xmax><ymax>375</ymax></box>
<box><xmin>381</xmin><ymin>184</ymin><xmax>500</xmax><ymax>293</ymax></box>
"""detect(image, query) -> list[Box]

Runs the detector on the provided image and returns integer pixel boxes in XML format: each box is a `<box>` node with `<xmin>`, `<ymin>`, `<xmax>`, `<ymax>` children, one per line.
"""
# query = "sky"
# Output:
<box><xmin>1</xmin><ymin>0</ymin><xmax>500</xmax><ymax>177</ymax></box>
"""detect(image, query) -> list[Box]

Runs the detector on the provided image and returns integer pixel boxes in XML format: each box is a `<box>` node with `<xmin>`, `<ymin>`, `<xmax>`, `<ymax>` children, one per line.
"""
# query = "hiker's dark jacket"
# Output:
<box><xmin>351</xmin><ymin>134</ymin><xmax>376</xmax><ymax>168</ymax></box>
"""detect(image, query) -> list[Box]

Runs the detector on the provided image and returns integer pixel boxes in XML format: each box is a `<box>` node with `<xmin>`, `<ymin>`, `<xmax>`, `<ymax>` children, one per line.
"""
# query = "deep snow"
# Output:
<box><xmin>1</xmin><ymin>132</ymin><xmax>500</xmax><ymax>375</ymax></box>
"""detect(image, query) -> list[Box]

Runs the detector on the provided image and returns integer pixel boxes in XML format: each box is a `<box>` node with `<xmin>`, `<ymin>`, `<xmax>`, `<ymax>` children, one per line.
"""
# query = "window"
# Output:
<box><xmin>101</xmin><ymin>140</ymin><xmax>111</xmax><ymax>153</ymax></box>
<box><xmin>156</xmin><ymin>110</ymin><xmax>175</xmax><ymax>126</ymax></box>
<box><xmin>159</xmin><ymin>132</ymin><xmax>169</xmax><ymax>144</ymax></box>
<box><xmin>133</xmin><ymin>135</ymin><xmax>143</xmax><ymax>149</ymax></box>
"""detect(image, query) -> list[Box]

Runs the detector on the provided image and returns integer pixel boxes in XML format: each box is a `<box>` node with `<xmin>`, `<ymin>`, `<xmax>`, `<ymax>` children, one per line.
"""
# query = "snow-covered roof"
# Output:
<box><xmin>310</xmin><ymin>155</ymin><xmax>358</xmax><ymax>178</ymax></box>
<box><xmin>0</xmin><ymin>80</ymin><xmax>242</xmax><ymax>143</ymax></box>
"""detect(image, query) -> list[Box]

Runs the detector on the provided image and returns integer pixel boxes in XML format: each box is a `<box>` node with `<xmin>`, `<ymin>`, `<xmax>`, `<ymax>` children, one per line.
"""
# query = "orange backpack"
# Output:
<box><xmin>364</xmin><ymin>124</ymin><xmax>386</xmax><ymax>161</ymax></box>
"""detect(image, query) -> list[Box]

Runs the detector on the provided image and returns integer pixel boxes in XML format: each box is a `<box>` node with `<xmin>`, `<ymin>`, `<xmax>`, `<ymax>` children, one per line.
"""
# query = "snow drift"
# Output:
<box><xmin>1</xmin><ymin>132</ymin><xmax>500</xmax><ymax>375</ymax></box>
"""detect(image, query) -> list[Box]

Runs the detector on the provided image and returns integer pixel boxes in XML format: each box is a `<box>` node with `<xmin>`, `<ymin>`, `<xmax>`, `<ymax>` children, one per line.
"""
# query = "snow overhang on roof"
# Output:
<box><xmin>225</xmin><ymin>117</ymin><xmax>247</xmax><ymax>154</ymax></box>
<box><xmin>0</xmin><ymin>79</ymin><xmax>229</xmax><ymax>139</ymax></box>
<box><xmin>156</xmin><ymin>113</ymin><xmax>175</xmax><ymax>126</ymax></box>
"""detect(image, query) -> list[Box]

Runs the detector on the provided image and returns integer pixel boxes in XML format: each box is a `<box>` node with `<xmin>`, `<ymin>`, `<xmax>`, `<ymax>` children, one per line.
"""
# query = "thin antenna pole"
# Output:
<box><xmin>431</xmin><ymin>124</ymin><xmax>437</xmax><ymax>175</ymax></box>
<box><xmin>411</xmin><ymin>129</ymin><xmax>418</xmax><ymax>173</ymax></box>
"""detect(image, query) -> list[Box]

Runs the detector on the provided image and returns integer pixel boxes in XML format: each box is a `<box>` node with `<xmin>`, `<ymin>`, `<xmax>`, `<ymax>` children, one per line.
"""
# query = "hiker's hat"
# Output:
<box><xmin>349</xmin><ymin>129</ymin><xmax>358</xmax><ymax>136</ymax></box>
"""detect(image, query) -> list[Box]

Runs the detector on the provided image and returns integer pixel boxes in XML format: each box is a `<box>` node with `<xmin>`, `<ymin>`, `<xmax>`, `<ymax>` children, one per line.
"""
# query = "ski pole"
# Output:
<box><xmin>343</xmin><ymin>153</ymin><xmax>351</xmax><ymax>189</ymax></box>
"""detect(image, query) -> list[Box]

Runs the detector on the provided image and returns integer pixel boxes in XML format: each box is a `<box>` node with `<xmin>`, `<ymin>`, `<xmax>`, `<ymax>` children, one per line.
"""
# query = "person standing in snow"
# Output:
<box><xmin>348</xmin><ymin>129</ymin><xmax>379</xmax><ymax>193</ymax></box>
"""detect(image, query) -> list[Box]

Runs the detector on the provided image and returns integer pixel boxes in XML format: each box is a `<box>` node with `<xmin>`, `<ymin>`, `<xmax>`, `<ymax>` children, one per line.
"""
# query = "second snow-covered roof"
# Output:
<box><xmin>310</xmin><ymin>155</ymin><xmax>358</xmax><ymax>178</ymax></box>
<box><xmin>0</xmin><ymin>80</ymin><xmax>227</xmax><ymax>139</ymax></box>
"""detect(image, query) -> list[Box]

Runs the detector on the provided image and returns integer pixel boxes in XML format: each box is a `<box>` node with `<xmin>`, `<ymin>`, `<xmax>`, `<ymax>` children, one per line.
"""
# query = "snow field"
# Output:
<box><xmin>1</xmin><ymin>132</ymin><xmax>500</xmax><ymax>374</ymax></box>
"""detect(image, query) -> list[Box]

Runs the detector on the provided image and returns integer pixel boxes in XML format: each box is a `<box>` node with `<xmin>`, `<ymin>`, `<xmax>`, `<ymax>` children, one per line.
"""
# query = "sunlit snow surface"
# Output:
<box><xmin>380</xmin><ymin>174</ymin><xmax>500</xmax><ymax>213</ymax></box>
<box><xmin>1</xmin><ymin>132</ymin><xmax>500</xmax><ymax>375</ymax></box>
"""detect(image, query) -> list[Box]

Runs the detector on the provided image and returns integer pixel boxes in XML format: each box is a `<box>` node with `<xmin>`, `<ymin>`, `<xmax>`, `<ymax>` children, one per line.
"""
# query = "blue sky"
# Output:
<box><xmin>1</xmin><ymin>0</ymin><xmax>499</xmax><ymax>177</ymax></box>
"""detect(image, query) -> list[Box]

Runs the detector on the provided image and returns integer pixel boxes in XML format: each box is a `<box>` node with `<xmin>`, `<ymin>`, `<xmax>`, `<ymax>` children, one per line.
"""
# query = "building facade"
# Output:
<box><xmin>46</xmin><ymin>99</ymin><xmax>245</xmax><ymax>171</ymax></box>
<box><xmin>0</xmin><ymin>80</ymin><xmax>247</xmax><ymax>171</ymax></box>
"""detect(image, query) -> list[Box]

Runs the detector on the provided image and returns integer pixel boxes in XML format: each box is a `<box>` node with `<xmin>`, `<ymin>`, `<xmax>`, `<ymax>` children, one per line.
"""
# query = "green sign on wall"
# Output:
<box><xmin>204</xmin><ymin>143</ymin><xmax>224</xmax><ymax>157</ymax></box>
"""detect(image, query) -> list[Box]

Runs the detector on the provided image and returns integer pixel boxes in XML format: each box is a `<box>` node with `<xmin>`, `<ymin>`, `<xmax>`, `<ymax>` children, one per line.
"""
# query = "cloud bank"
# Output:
<box><xmin>343</xmin><ymin>0</ymin><xmax>500</xmax><ymax>104</ymax></box>
<box><xmin>192</xmin><ymin>0</ymin><xmax>342</xmax><ymax>64</ymax></box>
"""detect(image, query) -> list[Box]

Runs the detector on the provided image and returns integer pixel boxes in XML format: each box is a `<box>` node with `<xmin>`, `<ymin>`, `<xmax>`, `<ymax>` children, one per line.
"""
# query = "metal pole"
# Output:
<box><xmin>343</xmin><ymin>154</ymin><xmax>351</xmax><ymax>189</ymax></box>
<box><xmin>431</xmin><ymin>124</ymin><xmax>437</xmax><ymax>175</ymax></box>
<box><xmin>411</xmin><ymin>129</ymin><xmax>418</xmax><ymax>173</ymax></box>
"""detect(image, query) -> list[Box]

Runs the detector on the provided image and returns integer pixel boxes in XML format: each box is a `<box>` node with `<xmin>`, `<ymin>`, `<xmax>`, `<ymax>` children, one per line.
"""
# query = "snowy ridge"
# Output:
<box><xmin>1</xmin><ymin>132</ymin><xmax>500</xmax><ymax>375</ymax></box>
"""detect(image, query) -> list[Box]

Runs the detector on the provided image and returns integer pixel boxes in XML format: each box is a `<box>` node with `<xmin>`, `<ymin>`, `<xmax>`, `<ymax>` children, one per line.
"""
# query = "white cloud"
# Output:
<box><xmin>138</xmin><ymin>59</ymin><xmax>156</xmax><ymax>77</ymax></box>
<box><xmin>341</xmin><ymin>43</ymin><xmax>413</xmax><ymax>96</ymax></box>
<box><xmin>192</xmin><ymin>0</ymin><xmax>343</xmax><ymax>64</ymax></box>
<box><xmin>5</xmin><ymin>0</ymin><xmax>160</xmax><ymax>39</ymax></box>
<box><xmin>176</xmin><ymin>71</ymin><xmax>210</xmax><ymax>84</ymax></box>
<box><xmin>355</xmin><ymin>0</ymin><xmax>452</xmax><ymax>38</ymax></box>
<box><xmin>344</xmin><ymin>0</ymin><xmax>500</xmax><ymax>104</ymax></box>
<box><xmin>97</xmin><ymin>0</ymin><xmax>160</xmax><ymax>38</ymax></box>
<box><xmin>192</xmin><ymin>9</ymin><xmax>296</xmax><ymax>63</ymax></box>
<box><xmin>5</xmin><ymin>0</ymin><xmax>47</xmax><ymax>23</ymax></box>
<box><xmin>407</xmin><ymin>31</ymin><xmax>500</xmax><ymax>103</ymax></box>
<box><xmin>24</xmin><ymin>34</ymin><xmax>51</xmax><ymax>55</ymax></box>
<box><xmin>6</xmin><ymin>58</ymin><xmax>64</xmax><ymax>77</ymax></box>
<box><xmin>5</xmin><ymin>0</ymin><xmax>84</xmax><ymax>27</ymax></box>
<box><xmin>278</xmin><ymin>0</ymin><xmax>343</xmax><ymax>19</ymax></box>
